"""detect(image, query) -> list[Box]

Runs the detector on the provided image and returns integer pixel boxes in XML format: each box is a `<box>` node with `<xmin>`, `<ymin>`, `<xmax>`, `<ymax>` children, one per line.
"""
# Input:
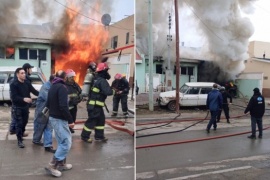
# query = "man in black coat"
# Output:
<box><xmin>217</xmin><ymin>86</ymin><xmax>232</xmax><ymax>123</ymax></box>
<box><xmin>10</xmin><ymin>67</ymin><xmax>39</xmax><ymax>148</ymax></box>
<box><xmin>244</xmin><ymin>88</ymin><xmax>265</xmax><ymax>139</ymax></box>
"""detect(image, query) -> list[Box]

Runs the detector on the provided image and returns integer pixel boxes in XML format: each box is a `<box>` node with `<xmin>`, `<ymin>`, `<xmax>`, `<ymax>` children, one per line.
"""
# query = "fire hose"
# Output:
<box><xmin>136</xmin><ymin>104</ymin><xmax>270</xmax><ymax>148</ymax></box>
<box><xmin>73</xmin><ymin>118</ymin><xmax>134</xmax><ymax>136</ymax></box>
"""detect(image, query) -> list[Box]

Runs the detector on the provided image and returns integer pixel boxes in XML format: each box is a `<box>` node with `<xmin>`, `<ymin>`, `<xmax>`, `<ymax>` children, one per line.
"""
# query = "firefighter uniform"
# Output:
<box><xmin>111</xmin><ymin>74</ymin><xmax>130</xmax><ymax>117</ymax></box>
<box><xmin>217</xmin><ymin>87</ymin><xmax>232</xmax><ymax>123</ymax></box>
<box><xmin>81</xmin><ymin>62</ymin><xmax>114</xmax><ymax>143</ymax></box>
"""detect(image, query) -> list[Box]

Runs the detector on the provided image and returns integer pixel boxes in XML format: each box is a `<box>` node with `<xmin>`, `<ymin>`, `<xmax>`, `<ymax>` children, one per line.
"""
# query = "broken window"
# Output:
<box><xmin>0</xmin><ymin>47</ymin><xmax>15</xmax><ymax>59</ymax></box>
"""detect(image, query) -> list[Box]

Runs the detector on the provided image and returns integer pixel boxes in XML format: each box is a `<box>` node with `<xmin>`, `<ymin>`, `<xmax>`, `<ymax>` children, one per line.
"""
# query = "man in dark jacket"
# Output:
<box><xmin>10</xmin><ymin>68</ymin><xmax>39</xmax><ymax>148</ymax></box>
<box><xmin>217</xmin><ymin>86</ymin><xmax>232</xmax><ymax>123</ymax></box>
<box><xmin>81</xmin><ymin>62</ymin><xmax>115</xmax><ymax>143</ymax></box>
<box><xmin>45</xmin><ymin>70</ymin><xmax>74</xmax><ymax>177</ymax></box>
<box><xmin>111</xmin><ymin>73</ymin><xmax>130</xmax><ymax>117</ymax></box>
<box><xmin>10</xmin><ymin>63</ymin><xmax>34</xmax><ymax>135</ymax></box>
<box><xmin>206</xmin><ymin>84</ymin><xmax>223</xmax><ymax>133</ymax></box>
<box><xmin>244</xmin><ymin>88</ymin><xmax>265</xmax><ymax>139</ymax></box>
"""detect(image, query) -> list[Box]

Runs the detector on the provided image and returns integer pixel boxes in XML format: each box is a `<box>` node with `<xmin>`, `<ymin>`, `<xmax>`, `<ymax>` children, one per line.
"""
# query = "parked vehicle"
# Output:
<box><xmin>0</xmin><ymin>66</ymin><xmax>46</xmax><ymax>101</ymax></box>
<box><xmin>157</xmin><ymin>82</ymin><xmax>218</xmax><ymax>111</ymax></box>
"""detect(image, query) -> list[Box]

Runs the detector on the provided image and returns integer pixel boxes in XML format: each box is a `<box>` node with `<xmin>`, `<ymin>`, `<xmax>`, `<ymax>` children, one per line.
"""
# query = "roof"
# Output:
<box><xmin>252</xmin><ymin>57</ymin><xmax>270</xmax><ymax>63</ymax></box>
<box><xmin>185</xmin><ymin>82</ymin><xmax>216</xmax><ymax>87</ymax></box>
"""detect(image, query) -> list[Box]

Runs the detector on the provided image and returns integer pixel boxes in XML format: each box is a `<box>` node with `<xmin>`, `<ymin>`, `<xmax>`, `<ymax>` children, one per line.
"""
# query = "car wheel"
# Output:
<box><xmin>167</xmin><ymin>100</ymin><xmax>177</xmax><ymax>111</ymax></box>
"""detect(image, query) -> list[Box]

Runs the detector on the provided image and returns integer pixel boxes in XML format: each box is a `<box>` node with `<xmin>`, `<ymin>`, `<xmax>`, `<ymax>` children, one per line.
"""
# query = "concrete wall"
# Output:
<box><xmin>0</xmin><ymin>43</ymin><xmax>51</xmax><ymax>80</ymax></box>
<box><xmin>249</xmin><ymin>41</ymin><xmax>270</xmax><ymax>59</ymax></box>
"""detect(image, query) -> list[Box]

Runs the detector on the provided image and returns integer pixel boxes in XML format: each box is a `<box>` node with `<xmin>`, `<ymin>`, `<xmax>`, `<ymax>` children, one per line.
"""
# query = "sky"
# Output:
<box><xmin>17</xmin><ymin>0</ymin><xmax>134</xmax><ymax>25</ymax></box>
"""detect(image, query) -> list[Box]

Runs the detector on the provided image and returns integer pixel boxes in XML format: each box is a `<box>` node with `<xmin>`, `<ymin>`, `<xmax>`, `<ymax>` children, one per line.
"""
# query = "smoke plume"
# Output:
<box><xmin>0</xmin><ymin>0</ymin><xmax>21</xmax><ymax>45</ymax></box>
<box><xmin>136</xmin><ymin>0</ymin><xmax>255</xmax><ymax>81</ymax></box>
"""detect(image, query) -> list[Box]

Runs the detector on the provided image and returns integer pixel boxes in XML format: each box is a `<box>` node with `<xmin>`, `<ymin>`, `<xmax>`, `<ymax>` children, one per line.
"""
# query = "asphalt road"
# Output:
<box><xmin>136</xmin><ymin>124</ymin><xmax>270</xmax><ymax>180</ymax></box>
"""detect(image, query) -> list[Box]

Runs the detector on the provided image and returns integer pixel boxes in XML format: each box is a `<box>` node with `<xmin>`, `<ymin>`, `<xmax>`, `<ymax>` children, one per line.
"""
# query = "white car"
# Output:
<box><xmin>158</xmin><ymin>82</ymin><xmax>218</xmax><ymax>111</ymax></box>
<box><xmin>0</xmin><ymin>66</ymin><xmax>46</xmax><ymax>101</ymax></box>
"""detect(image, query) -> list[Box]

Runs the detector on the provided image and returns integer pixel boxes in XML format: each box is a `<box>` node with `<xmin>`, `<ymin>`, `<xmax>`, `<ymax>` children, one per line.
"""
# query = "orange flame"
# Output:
<box><xmin>54</xmin><ymin>2</ymin><xmax>109</xmax><ymax>85</ymax></box>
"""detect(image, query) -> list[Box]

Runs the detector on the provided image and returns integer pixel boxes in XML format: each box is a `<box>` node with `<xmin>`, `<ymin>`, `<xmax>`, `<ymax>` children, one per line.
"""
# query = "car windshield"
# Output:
<box><xmin>180</xmin><ymin>84</ymin><xmax>189</xmax><ymax>93</ymax></box>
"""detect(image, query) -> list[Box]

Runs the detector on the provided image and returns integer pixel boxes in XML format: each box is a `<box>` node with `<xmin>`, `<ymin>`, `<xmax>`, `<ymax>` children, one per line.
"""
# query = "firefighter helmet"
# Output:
<box><xmin>65</xmin><ymin>69</ymin><xmax>76</xmax><ymax>78</ymax></box>
<box><xmin>96</xmin><ymin>63</ymin><xmax>109</xmax><ymax>72</ymax></box>
<box><xmin>88</xmin><ymin>62</ymin><xmax>96</xmax><ymax>72</ymax></box>
<box><xmin>114</xmin><ymin>73</ymin><xmax>122</xmax><ymax>80</ymax></box>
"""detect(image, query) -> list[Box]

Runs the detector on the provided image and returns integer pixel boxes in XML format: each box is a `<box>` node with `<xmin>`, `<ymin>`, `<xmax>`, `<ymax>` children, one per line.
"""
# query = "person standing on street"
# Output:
<box><xmin>217</xmin><ymin>86</ymin><xmax>232</xmax><ymax>123</ymax></box>
<box><xmin>81</xmin><ymin>62</ymin><xmax>115</xmax><ymax>143</ymax></box>
<box><xmin>32</xmin><ymin>75</ymin><xmax>56</xmax><ymax>153</ymax></box>
<box><xmin>111</xmin><ymin>73</ymin><xmax>130</xmax><ymax>117</ymax></box>
<box><xmin>206</xmin><ymin>84</ymin><xmax>223</xmax><ymax>133</ymax></box>
<box><xmin>244</xmin><ymin>88</ymin><xmax>265</xmax><ymax>139</ymax></box>
<box><xmin>10</xmin><ymin>63</ymin><xmax>35</xmax><ymax>135</ymax></box>
<box><xmin>10</xmin><ymin>67</ymin><xmax>39</xmax><ymax>148</ymax></box>
<box><xmin>65</xmin><ymin>69</ymin><xmax>82</xmax><ymax>133</ymax></box>
<box><xmin>45</xmin><ymin>70</ymin><xmax>74</xmax><ymax>177</ymax></box>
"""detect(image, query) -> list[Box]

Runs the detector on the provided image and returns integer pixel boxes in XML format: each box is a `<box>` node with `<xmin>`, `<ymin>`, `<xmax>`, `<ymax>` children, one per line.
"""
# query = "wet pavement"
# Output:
<box><xmin>0</xmin><ymin>96</ymin><xmax>135</xmax><ymax>179</ymax></box>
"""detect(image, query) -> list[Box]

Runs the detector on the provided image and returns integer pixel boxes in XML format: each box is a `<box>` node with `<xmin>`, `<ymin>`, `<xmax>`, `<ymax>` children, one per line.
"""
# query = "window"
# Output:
<box><xmin>156</xmin><ymin>64</ymin><xmax>162</xmax><ymax>74</ymax></box>
<box><xmin>181</xmin><ymin>67</ymin><xmax>194</xmax><ymax>75</ymax></box>
<box><xmin>29</xmin><ymin>74</ymin><xmax>43</xmax><ymax>85</ymax></box>
<box><xmin>126</xmin><ymin>32</ymin><xmax>129</xmax><ymax>44</ymax></box>
<box><xmin>186</xmin><ymin>87</ymin><xmax>199</xmax><ymax>94</ymax></box>
<box><xmin>19</xmin><ymin>48</ymin><xmax>47</xmax><ymax>60</ymax></box>
<box><xmin>0</xmin><ymin>47</ymin><xmax>15</xmax><ymax>59</ymax></box>
<box><xmin>111</xmin><ymin>36</ymin><xmax>118</xmax><ymax>49</ymax></box>
<box><xmin>29</xmin><ymin>49</ymin><xmax>37</xmax><ymax>60</ymax></box>
<box><xmin>200</xmin><ymin>88</ymin><xmax>212</xmax><ymax>94</ymax></box>
<box><xmin>19</xmin><ymin>48</ymin><xmax>28</xmax><ymax>59</ymax></box>
<box><xmin>0</xmin><ymin>73</ymin><xmax>8</xmax><ymax>84</ymax></box>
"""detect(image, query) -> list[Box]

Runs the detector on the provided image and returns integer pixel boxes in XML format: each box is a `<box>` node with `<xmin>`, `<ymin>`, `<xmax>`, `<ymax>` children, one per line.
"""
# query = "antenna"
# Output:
<box><xmin>101</xmin><ymin>14</ymin><xmax>111</xmax><ymax>29</ymax></box>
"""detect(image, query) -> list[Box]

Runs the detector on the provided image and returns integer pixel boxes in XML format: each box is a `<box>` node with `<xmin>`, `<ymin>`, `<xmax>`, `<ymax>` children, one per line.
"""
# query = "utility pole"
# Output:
<box><xmin>148</xmin><ymin>0</ymin><xmax>154</xmax><ymax>111</ymax></box>
<box><xmin>174</xmin><ymin>0</ymin><xmax>180</xmax><ymax>114</ymax></box>
<box><xmin>166</xmin><ymin>13</ymin><xmax>173</xmax><ymax>91</ymax></box>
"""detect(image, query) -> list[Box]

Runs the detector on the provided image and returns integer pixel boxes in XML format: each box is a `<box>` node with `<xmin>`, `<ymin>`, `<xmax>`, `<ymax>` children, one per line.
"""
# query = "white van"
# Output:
<box><xmin>157</xmin><ymin>82</ymin><xmax>218</xmax><ymax>111</ymax></box>
<box><xmin>0</xmin><ymin>66</ymin><xmax>46</xmax><ymax>101</ymax></box>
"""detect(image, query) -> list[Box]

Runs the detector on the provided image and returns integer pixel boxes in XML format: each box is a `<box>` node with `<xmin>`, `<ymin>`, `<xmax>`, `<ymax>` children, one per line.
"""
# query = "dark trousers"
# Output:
<box><xmin>207</xmin><ymin>110</ymin><xmax>219</xmax><ymax>130</ymax></box>
<box><xmin>9</xmin><ymin>114</ymin><xmax>16</xmax><ymax>133</ymax></box>
<box><xmin>69</xmin><ymin>105</ymin><xmax>77</xmax><ymax>123</ymax></box>
<box><xmin>217</xmin><ymin>104</ymin><xmax>230</xmax><ymax>120</ymax></box>
<box><xmin>112</xmin><ymin>94</ymin><xmax>128</xmax><ymax>113</ymax></box>
<box><xmin>251</xmin><ymin>116</ymin><xmax>263</xmax><ymax>136</ymax></box>
<box><xmin>12</xmin><ymin>106</ymin><xmax>29</xmax><ymax>141</ymax></box>
<box><xmin>81</xmin><ymin>106</ymin><xmax>105</xmax><ymax>139</ymax></box>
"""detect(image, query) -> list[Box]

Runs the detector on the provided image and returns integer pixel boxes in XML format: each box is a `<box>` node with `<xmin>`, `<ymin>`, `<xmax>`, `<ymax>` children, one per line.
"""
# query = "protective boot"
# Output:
<box><xmin>57</xmin><ymin>158</ymin><xmax>72</xmax><ymax>171</ymax></box>
<box><xmin>45</xmin><ymin>156</ymin><xmax>62</xmax><ymax>177</ymax></box>
<box><xmin>123</xmin><ymin>112</ymin><xmax>129</xmax><ymax>118</ymax></box>
<box><xmin>81</xmin><ymin>127</ymin><xmax>93</xmax><ymax>143</ymax></box>
<box><xmin>95</xmin><ymin>129</ymin><xmax>108</xmax><ymax>142</ymax></box>
<box><xmin>227</xmin><ymin>119</ymin><xmax>230</xmax><ymax>123</ymax></box>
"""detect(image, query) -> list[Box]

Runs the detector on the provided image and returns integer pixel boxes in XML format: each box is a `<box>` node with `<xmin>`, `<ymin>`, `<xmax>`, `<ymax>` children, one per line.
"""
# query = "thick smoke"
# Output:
<box><xmin>136</xmin><ymin>0</ymin><xmax>255</xmax><ymax>81</ymax></box>
<box><xmin>0</xmin><ymin>0</ymin><xmax>21</xmax><ymax>45</ymax></box>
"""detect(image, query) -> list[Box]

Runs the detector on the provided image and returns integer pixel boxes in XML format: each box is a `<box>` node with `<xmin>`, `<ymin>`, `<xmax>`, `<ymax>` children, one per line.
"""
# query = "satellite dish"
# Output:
<box><xmin>101</xmin><ymin>14</ymin><xmax>111</xmax><ymax>26</ymax></box>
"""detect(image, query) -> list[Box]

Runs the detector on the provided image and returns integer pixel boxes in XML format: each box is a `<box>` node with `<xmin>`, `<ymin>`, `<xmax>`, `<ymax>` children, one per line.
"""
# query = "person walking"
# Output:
<box><xmin>45</xmin><ymin>70</ymin><xmax>74</xmax><ymax>177</ymax></box>
<box><xmin>10</xmin><ymin>63</ymin><xmax>34</xmax><ymax>135</ymax></box>
<box><xmin>244</xmin><ymin>88</ymin><xmax>265</xmax><ymax>139</ymax></box>
<box><xmin>32</xmin><ymin>75</ymin><xmax>56</xmax><ymax>153</ymax></box>
<box><xmin>81</xmin><ymin>62</ymin><xmax>115</xmax><ymax>143</ymax></box>
<box><xmin>65</xmin><ymin>69</ymin><xmax>82</xmax><ymax>133</ymax></box>
<box><xmin>217</xmin><ymin>86</ymin><xmax>232</xmax><ymax>123</ymax></box>
<box><xmin>206</xmin><ymin>84</ymin><xmax>223</xmax><ymax>133</ymax></box>
<box><xmin>111</xmin><ymin>73</ymin><xmax>130</xmax><ymax>117</ymax></box>
<box><xmin>10</xmin><ymin>67</ymin><xmax>39</xmax><ymax>148</ymax></box>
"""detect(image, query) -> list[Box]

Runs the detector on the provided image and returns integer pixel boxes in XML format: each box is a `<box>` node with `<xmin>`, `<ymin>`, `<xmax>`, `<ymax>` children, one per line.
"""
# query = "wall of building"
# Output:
<box><xmin>0</xmin><ymin>43</ymin><xmax>51</xmax><ymax>80</ymax></box>
<box><xmin>249</xmin><ymin>41</ymin><xmax>270</xmax><ymax>59</ymax></box>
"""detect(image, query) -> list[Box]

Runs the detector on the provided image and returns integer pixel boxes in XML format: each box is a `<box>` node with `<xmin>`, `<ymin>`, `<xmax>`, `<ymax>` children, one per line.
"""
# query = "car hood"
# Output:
<box><xmin>159</xmin><ymin>90</ymin><xmax>183</xmax><ymax>98</ymax></box>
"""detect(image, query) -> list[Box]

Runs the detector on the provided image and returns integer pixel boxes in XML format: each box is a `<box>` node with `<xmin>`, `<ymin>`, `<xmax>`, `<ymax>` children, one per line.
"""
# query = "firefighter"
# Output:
<box><xmin>111</xmin><ymin>73</ymin><xmax>130</xmax><ymax>117</ymax></box>
<box><xmin>65</xmin><ymin>69</ymin><xmax>82</xmax><ymax>133</ymax></box>
<box><xmin>81</xmin><ymin>62</ymin><xmax>96</xmax><ymax>98</ymax></box>
<box><xmin>217</xmin><ymin>86</ymin><xmax>232</xmax><ymax>123</ymax></box>
<box><xmin>81</xmin><ymin>62</ymin><xmax>115</xmax><ymax>143</ymax></box>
